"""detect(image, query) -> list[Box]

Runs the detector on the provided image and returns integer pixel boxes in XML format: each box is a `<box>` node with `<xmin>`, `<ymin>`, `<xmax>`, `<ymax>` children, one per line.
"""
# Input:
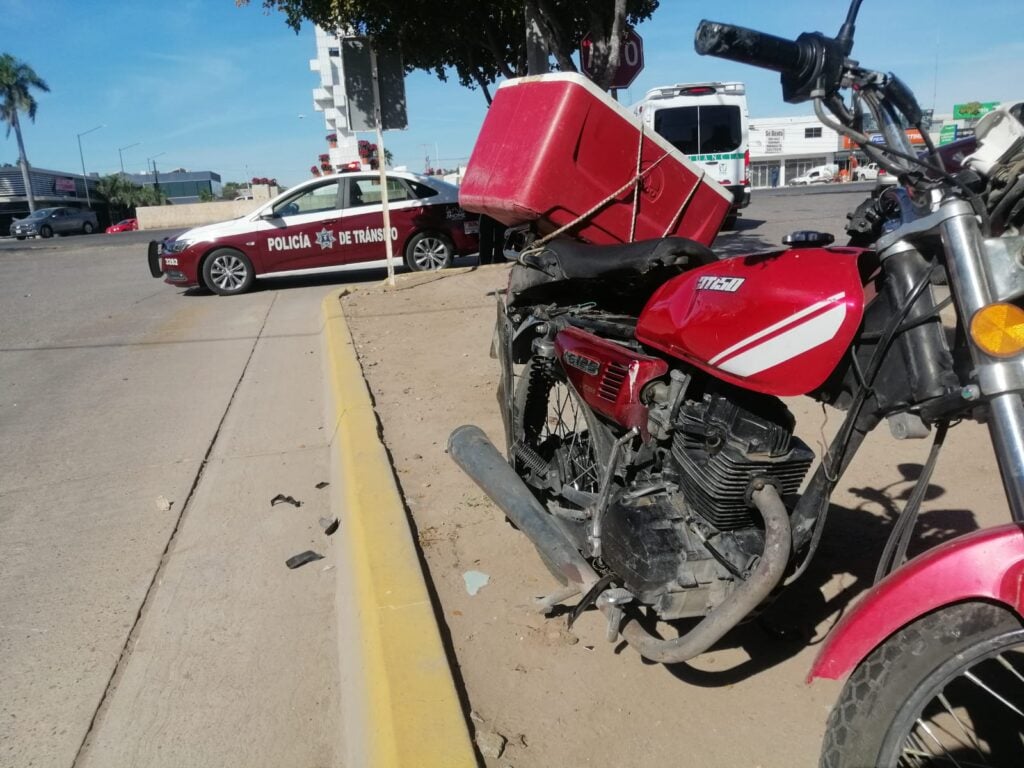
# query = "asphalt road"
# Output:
<box><xmin>0</xmin><ymin>182</ymin><xmax>968</xmax><ymax>767</ymax></box>
<box><xmin>0</xmin><ymin>230</ymin><xmax>363</xmax><ymax>768</ymax></box>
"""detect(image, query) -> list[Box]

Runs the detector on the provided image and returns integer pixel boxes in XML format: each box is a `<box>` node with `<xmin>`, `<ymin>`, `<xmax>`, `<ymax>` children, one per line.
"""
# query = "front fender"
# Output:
<box><xmin>809</xmin><ymin>523</ymin><xmax>1024</xmax><ymax>682</ymax></box>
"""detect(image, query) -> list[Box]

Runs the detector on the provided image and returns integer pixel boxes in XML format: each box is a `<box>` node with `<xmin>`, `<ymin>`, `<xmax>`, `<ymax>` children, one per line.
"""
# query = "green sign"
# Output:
<box><xmin>939</xmin><ymin>124</ymin><xmax>958</xmax><ymax>145</ymax></box>
<box><xmin>953</xmin><ymin>101</ymin><xmax>999</xmax><ymax>120</ymax></box>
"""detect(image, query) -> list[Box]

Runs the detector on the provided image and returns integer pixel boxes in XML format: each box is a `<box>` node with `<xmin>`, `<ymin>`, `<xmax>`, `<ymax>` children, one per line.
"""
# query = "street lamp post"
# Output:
<box><xmin>76</xmin><ymin>124</ymin><xmax>105</xmax><ymax>209</ymax></box>
<box><xmin>118</xmin><ymin>142</ymin><xmax>141</xmax><ymax>175</ymax></box>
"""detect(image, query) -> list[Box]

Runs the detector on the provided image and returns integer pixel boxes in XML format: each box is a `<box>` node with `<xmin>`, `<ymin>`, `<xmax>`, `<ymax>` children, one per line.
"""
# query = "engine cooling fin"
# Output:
<box><xmin>672</xmin><ymin>391</ymin><xmax>815</xmax><ymax>530</ymax></box>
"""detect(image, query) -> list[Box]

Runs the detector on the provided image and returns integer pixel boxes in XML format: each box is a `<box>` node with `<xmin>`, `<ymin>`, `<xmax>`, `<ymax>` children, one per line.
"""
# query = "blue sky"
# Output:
<box><xmin>2</xmin><ymin>0</ymin><xmax>1021</xmax><ymax>187</ymax></box>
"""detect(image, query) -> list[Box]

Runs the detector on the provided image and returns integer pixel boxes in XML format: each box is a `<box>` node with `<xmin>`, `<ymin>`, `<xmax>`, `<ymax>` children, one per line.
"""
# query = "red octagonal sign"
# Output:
<box><xmin>580</xmin><ymin>28</ymin><xmax>644</xmax><ymax>89</ymax></box>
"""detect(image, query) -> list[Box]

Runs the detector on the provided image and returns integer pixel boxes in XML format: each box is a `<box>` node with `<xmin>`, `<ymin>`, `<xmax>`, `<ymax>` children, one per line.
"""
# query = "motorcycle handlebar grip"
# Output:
<box><xmin>694</xmin><ymin>20</ymin><xmax>804</xmax><ymax>74</ymax></box>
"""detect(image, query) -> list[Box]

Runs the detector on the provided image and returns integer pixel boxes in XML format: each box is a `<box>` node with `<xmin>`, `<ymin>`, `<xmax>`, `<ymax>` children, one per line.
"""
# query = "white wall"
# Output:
<box><xmin>136</xmin><ymin>199</ymin><xmax>262</xmax><ymax>231</ymax></box>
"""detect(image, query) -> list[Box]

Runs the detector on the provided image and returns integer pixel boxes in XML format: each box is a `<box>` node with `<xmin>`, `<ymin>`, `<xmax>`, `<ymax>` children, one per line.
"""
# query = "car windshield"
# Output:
<box><xmin>26</xmin><ymin>208</ymin><xmax>57</xmax><ymax>219</ymax></box>
<box><xmin>117</xmin><ymin>219</ymin><xmax>133</xmax><ymax>226</ymax></box>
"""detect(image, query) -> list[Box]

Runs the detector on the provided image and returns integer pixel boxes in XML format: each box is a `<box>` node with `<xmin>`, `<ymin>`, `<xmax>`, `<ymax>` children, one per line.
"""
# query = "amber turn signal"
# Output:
<box><xmin>970</xmin><ymin>303</ymin><xmax>1024</xmax><ymax>358</ymax></box>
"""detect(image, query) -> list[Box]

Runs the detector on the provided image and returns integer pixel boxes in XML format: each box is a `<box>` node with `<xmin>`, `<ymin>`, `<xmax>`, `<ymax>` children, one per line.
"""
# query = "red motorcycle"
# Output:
<box><xmin>449</xmin><ymin>3</ymin><xmax>1024</xmax><ymax>765</ymax></box>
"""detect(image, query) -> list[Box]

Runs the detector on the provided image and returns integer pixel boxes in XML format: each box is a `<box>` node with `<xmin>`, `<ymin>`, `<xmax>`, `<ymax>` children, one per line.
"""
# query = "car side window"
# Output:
<box><xmin>273</xmin><ymin>181</ymin><xmax>342</xmax><ymax>217</ymax></box>
<box><xmin>409</xmin><ymin>181</ymin><xmax>439</xmax><ymax>199</ymax></box>
<box><xmin>347</xmin><ymin>178</ymin><xmax>413</xmax><ymax>208</ymax></box>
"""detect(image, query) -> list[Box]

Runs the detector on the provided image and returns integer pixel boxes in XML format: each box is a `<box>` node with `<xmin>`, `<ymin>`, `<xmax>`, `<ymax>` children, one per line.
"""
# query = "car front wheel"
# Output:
<box><xmin>83</xmin><ymin>222</ymin><xmax>94</xmax><ymax>234</ymax></box>
<box><xmin>405</xmin><ymin>231</ymin><xmax>454</xmax><ymax>271</ymax></box>
<box><xmin>202</xmin><ymin>249</ymin><xmax>255</xmax><ymax>295</ymax></box>
<box><xmin>40</xmin><ymin>225</ymin><xmax>53</xmax><ymax>238</ymax></box>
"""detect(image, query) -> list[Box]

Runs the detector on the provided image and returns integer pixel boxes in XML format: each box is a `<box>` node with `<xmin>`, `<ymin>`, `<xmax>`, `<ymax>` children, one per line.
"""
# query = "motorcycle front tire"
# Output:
<box><xmin>820</xmin><ymin>601</ymin><xmax>1024</xmax><ymax>768</ymax></box>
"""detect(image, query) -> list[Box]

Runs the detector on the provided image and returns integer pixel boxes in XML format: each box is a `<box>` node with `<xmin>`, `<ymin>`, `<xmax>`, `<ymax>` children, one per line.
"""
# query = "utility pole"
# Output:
<box><xmin>147</xmin><ymin>153</ymin><xmax>166</xmax><ymax>199</ymax></box>
<box><xmin>369</xmin><ymin>41</ymin><xmax>396</xmax><ymax>287</ymax></box>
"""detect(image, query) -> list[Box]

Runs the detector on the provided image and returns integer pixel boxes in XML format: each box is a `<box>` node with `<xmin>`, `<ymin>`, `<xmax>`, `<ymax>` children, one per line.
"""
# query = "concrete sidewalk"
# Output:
<box><xmin>72</xmin><ymin>291</ymin><xmax>340</xmax><ymax>768</ymax></box>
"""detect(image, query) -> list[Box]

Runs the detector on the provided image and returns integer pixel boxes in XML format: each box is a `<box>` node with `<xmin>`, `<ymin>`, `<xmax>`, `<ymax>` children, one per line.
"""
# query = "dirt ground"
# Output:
<box><xmin>341</xmin><ymin>222</ymin><xmax>1007</xmax><ymax>767</ymax></box>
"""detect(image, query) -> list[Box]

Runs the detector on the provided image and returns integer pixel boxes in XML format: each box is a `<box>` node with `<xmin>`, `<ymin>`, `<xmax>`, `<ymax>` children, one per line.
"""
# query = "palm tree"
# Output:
<box><xmin>96</xmin><ymin>173</ymin><xmax>167</xmax><ymax>218</ymax></box>
<box><xmin>0</xmin><ymin>54</ymin><xmax>49</xmax><ymax>213</ymax></box>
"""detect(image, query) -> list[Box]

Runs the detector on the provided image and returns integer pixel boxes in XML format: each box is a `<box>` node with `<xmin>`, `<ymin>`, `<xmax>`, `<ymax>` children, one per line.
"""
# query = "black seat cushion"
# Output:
<box><xmin>508</xmin><ymin>237</ymin><xmax>717</xmax><ymax>312</ymax></box>
<box><xmin>520</xmin><ymin>237</ymin><xmax>715</xmax><ymax>281</ymax></box>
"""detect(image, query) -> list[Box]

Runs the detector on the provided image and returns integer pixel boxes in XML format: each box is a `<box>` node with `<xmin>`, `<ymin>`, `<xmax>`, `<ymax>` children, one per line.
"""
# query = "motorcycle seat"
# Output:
<box><xmin>518</xmin><ymin>236</ymin><xmax>715</xmax><ymax>281</ymax></box>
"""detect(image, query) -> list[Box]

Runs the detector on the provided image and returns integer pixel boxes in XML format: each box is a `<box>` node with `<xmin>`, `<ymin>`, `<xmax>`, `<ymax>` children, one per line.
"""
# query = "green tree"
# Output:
<box><xmin>0</xmin><ymin>53</ymin><xmax>49</xmax><ymax>213</ymax></box>
<box><xmin>96</xmin><ymin>173</ymin><xmax>167</xmax><ymax>218</ymax></box>
<box><xmin>198</xmin><ymin>188</ymin><xmax>215</xmax><ymax>202</ymax></box>
<box><xmin>243</xmin><ymin>0</ymin><xmax>658</xmax><ymax>101</ymax></box>
<box><xmin>221</xmin><ymin>181</ymin><xmax>245</xmax><ymax>200</ymax></box>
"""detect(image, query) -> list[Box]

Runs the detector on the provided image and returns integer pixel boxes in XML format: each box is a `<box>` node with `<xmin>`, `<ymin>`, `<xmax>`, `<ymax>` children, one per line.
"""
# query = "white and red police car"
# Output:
<box><xmin>147</xmin><ymin>171</ymin><xmax>480</xmax><ymax>295</ymax></box>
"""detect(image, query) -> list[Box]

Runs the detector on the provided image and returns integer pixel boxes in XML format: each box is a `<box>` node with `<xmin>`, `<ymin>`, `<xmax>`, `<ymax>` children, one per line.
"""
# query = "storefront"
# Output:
<box><xmin>748</xmin><ymin>115</ymin><xmax>841</xmax><ymax>187</ymax></box>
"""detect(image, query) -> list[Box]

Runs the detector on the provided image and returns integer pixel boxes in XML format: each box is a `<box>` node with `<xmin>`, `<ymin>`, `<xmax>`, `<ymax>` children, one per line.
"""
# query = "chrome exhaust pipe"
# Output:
<box><xmin>447</xmin><ymin>425</ymin><xmax>599</xmax><ymax>588</ymax></box>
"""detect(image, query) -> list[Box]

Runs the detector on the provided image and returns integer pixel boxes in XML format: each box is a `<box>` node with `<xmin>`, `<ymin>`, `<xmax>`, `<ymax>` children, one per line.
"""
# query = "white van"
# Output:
<box><xmin>790</xmin><ymin>164</ymin><xmax>836</xmax><ymax>185</ymax></box>
<box><xmin>634</xmin><ymin>81</ymin><xmax>750</xmax><ymax>223</ymax></box>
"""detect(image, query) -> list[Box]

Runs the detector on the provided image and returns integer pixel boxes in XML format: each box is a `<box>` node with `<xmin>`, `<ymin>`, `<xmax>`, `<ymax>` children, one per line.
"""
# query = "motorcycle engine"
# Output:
<box><xmin>672</xmin><ymin>390</ymin><xmax>815</xmax><ymax>530</ymax></box>
<box><xmin>601</xmin><ymin>388</ymin><xmax>814</xmax><ymax>620</ymax></box>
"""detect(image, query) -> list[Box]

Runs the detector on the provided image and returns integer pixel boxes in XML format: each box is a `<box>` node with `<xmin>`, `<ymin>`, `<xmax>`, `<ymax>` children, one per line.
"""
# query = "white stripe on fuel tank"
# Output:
<box><xmin>716</xmin><ymin>302</ymin><xmax>848</xmax><ymax>377</ymax></box>
<box><xmin>708</xmin><ymin>291</ymin><xmax>846</xmax><ymax>366</ymax></box>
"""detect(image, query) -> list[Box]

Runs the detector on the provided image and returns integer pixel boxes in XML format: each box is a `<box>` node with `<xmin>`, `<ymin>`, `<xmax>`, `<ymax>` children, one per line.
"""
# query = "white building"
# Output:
<box><xmin>309</xmin><ymin>26</ymin><xmax>361</xmax><ymax>170</ymax></box>
<box><xmin>748</xmin><ymin>115</ymin><xmax>841</xmax><ymax>188</ymax></box>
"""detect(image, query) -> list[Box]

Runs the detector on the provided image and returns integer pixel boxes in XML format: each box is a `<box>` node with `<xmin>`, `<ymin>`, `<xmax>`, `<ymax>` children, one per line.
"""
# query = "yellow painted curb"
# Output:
<box><xmin>320</xmin><ymin>290</ymin><xmax>476</xmax><ymax>768</ymax></box>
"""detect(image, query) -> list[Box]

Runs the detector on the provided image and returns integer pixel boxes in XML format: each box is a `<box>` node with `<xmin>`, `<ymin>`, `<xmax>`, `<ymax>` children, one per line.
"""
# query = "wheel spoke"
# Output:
<box><xmin>936</xmin><ymin>692</ymin><xmax>990</xmax><ymax>762</ymax></box>
<box><xmin>913</xmin><ymin>719</ymin><xmax>968</xmax><ymax>768</ymax></box>
<box><xmin>963</xmin><ymin>669</ymin><xmax>1024</xmax><ymax>718</ymax></box>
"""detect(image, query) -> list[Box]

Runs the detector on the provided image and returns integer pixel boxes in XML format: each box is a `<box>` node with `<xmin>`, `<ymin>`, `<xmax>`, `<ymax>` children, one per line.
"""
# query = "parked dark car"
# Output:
<box><xmin>10</xmin><ymin>207</ymin><xmax>99</xmax><ymax>239</ymax></box>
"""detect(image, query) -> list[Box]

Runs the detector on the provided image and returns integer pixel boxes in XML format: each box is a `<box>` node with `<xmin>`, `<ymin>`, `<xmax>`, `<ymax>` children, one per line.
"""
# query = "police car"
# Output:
<box><xmin>147</xmin><ymin>171</ymin><xmax>479</xmax><ymax>295</ymax></box>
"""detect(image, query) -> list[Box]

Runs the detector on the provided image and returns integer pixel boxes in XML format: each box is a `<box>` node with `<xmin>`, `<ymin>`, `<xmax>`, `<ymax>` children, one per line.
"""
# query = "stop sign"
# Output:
<box><xmin>580</xmin><ymin>28</ymin><xmax>644</xmax><ymax>89</ymax></box>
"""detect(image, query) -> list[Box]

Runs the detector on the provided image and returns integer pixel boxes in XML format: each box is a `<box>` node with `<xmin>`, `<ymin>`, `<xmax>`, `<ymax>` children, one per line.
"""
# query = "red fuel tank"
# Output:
<box><xmin>635</xmin><ymin>247</ymin><xmax>869</xmax><ymax>397</ymax></box>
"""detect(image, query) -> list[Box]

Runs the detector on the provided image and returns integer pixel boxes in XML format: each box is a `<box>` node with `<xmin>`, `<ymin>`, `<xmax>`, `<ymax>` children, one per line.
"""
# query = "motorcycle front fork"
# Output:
<box><xmin>940</xmin><ymin>211</ymin><xmax>1024</xmax><ymax>522</ymax></box>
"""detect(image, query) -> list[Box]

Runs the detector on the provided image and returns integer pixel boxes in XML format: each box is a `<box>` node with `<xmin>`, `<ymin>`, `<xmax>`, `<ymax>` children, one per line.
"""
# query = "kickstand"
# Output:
<box><xmin>567</xmin><ymin>574</ymin><xmax>615</xmax><ymax>629</ymax></box>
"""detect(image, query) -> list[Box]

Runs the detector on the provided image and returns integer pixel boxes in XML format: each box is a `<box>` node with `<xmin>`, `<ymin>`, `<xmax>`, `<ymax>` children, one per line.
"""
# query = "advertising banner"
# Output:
<box><xmin>953</xmin><ymin>101</ymin><xmax>999</xmax><ymax>120</ymax></box>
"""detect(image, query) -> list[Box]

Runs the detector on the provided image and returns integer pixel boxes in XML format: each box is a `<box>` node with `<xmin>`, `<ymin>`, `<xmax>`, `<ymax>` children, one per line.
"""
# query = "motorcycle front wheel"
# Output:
<box><xmin>820</xmin><ymin>601</ymin><xmax>1024</xmax><ymax>768</ymax></box>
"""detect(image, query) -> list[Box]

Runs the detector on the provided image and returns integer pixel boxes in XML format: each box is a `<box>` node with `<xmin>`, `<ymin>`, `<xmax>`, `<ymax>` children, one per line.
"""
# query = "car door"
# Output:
<box><xmin>333</xmin><ymin>175</ymin><xmax>420</xmax><ymax>266</ymax></box>
<box><xmin>50</xmin><ymin>208</ymin><xmax>69</xmax><ymax>234</ymax></box>
<box><xmin>255</xmin><ymin>179</ymin><xmax>345</xmax><ymax>273</ymax></box>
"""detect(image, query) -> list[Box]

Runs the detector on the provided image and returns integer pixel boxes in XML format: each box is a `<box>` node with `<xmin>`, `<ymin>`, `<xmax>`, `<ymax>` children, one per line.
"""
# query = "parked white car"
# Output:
<box><xmin>853</xmin><ymin>162</ymin><xmax>880</xmax><ymax>181</ymax></box>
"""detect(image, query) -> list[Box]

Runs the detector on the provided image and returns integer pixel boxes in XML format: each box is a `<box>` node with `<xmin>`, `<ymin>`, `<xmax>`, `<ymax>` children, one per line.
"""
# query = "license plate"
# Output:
<box><xmin>464</xmin><ymin>220</ymin><xmax>480</xmax><ymax>235</ymax></box>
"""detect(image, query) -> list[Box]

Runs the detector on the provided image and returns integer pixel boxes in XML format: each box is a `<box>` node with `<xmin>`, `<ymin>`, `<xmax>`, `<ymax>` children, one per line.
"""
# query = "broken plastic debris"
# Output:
<box><xmin>475</xmin><ymin>730</ymin><xmax>506</xmax><ymax>759</ymax></box>
<box><xmin>463</xmin><ymin>570</ymin><xmax>489</xmax><ymax>596</ymax></box>
<box><xmin>270</xmin><ymin>494</ymin><xmax>302</xmax><ymax>508</ymax></box>
<box><xmin>319</xmin><ymin>516</ymin><xmax>340</xmax><ymax>536</ymax></box>
<box><xmin>315</xmin><ymin>481</ymin><xmax>330</xmax><ymax>490</ymax></box>
<box><xmin>285</xmin><ymin>551</ymin><xmax>323</xmax><ymax>569</ymax></box>
<box><xmin>155</xmin><ymin>496</ymin><xmax>173</xmax><ymax>512</ymax></box>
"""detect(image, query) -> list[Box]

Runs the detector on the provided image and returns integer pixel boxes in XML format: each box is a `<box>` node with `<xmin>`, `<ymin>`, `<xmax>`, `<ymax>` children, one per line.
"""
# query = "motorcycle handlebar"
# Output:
<box><xmin>694</xmin><ymin>20</ymin><xmax>806</xmax><ymax>75</ymax></box>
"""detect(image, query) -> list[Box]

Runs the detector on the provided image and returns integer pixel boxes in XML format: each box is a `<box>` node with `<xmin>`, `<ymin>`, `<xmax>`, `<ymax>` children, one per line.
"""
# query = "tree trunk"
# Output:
<box><xmin>584</xmin><ymin>0</ymin><xmax>628</xmax><ymax>91</ymax></box>
<box><xmin>535</xmin><ymin>0</ymin><xmax>577</xmax><ymax>73</ymax></box>
<box><xmin>524</xmin><ymin>0</ymin><xmax>549</xmax><ymax>75</ymax></box>
<box><xmin>12</xmin><ymin>110</ymin><xmax>36</xmax><ymax>213</ymax></box>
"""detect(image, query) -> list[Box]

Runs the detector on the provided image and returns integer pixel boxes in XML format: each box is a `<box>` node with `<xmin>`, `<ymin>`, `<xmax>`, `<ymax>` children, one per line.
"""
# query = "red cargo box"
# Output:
<box><xmin>460</xmin><ymin>72</ymin><xmax>732</xmax><ymax>247</ymax></box>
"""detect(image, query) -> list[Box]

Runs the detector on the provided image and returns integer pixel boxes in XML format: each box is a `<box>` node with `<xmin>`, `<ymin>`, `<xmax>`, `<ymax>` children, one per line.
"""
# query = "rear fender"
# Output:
<box><xmin>808</xmin><ymin>523</ymin><xmax>1024</xmax><ymax>682</ymax></box>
